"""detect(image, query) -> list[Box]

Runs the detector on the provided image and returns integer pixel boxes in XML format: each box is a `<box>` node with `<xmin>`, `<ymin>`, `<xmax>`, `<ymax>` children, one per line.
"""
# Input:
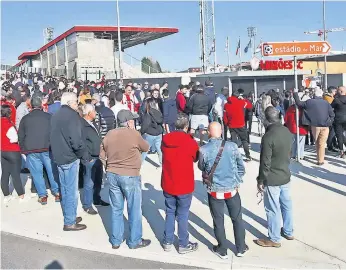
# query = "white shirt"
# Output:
<box><xmin>6</xmin><ymin>127</ymin><xmax>18</xmax><ymax>143</ymax></box>
<box><xmin>111</xmin><ymin>102</ymin><xmax>129</xmax><ymax>121</ymax></box>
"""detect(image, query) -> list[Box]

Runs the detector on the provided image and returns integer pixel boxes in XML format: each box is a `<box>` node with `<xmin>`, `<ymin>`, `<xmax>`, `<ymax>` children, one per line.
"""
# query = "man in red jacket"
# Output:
<box><xmin>161</xmin><ymin>113</ymin><xmax>199</xmax><ymax>254</ymax></box>
<box><xmin>284</xmin><ymin>104</ymin><xmax>308</xmax><ymax>160</ymax></box>
<box><xmin>223</xmin><ymin>89</ymin><xmax>253</xmax><ymax>161</ymax></box>
<box><xmin>175</xmin><ymin>85</ymin><xmax>188</xmax><ymax>112</ymax></box>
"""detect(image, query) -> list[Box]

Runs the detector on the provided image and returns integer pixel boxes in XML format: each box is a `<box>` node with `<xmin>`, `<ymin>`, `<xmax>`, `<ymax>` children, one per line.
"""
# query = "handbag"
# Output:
<box><xmin>202</xmin><ymin>140</ymin><xmax>226</xmax><ymax>187</ymax></box>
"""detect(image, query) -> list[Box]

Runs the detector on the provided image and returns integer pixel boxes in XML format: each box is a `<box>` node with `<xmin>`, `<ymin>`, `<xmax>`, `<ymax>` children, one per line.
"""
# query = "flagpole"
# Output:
<box><xmin>239</xmin><ymin>37</ymin><xmax>242</xmax><ymax>71</ymax></box>
<box><xmin>227</xmin><ymin>36</ymin><xmax>230</xmax><ymax>69</ymax></box>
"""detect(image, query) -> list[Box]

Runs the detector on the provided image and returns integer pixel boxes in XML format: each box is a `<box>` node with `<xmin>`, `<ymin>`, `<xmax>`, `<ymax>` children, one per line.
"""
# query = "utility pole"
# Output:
<box><xmin>323</xmin><ymin>0</ymin><xmax>327</xmax><ymax>90</ymax></box>
<box><xmin>199</xmin><ymin>0</ymin><xmax>216</xmax><ymax>73</ymax></box>
<box><xmin>116</xmin><ymin>0</ymin><xmax>123</xmax><ymax>81</ymax></box>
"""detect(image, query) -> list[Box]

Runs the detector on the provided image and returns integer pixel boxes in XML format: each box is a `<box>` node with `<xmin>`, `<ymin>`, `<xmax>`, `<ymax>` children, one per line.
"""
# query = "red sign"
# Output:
<box><xmin>259</xmin><ymin>58</ymin><xmax>303</xmax><ymax>71</ymax></box>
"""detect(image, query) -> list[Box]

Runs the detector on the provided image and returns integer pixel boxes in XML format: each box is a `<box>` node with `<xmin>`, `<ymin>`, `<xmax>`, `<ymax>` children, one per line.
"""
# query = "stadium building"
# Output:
<box><xmin>13</xmin><ymin>25</ymin><xmax>178</xmax><ymax>80</ymax></box>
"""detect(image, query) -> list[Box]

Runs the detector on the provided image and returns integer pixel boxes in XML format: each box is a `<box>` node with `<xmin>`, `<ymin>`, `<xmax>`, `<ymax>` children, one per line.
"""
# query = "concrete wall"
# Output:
<box><xmin>327</xmin><ymin>74</ymin><xmax>344</xmax><ymax>87</ymax></box>
<box><xmin>76</xmin><ymin>39</ymin><xmax>115</xmax><ymax>72</ymax></box>
<box><xmin>303</xmin><ymin>61</ymin><xmax>346</xmax><ymax>75</ymax></box>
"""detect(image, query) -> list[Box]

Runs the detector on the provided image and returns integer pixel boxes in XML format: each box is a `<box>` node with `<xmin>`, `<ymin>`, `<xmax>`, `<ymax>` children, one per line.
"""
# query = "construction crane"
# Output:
<box><xmin>304</xmin><ymin>27</ymin><xmax>346</xmax><ymax>40</ymax></box>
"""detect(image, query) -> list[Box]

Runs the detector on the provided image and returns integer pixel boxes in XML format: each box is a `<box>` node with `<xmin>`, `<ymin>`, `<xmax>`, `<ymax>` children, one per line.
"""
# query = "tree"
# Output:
<box><xmin>141</xmin><ymin>57</ymin><xmax>162</xmax><ymax>73</ymax></box>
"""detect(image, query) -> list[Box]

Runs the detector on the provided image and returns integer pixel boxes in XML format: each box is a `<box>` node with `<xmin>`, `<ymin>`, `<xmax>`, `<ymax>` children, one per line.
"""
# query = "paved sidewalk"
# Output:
<box><xmin>1</xmin><ymin>132</ymin><xmax>346</xmax><ymax>269</ymax></box>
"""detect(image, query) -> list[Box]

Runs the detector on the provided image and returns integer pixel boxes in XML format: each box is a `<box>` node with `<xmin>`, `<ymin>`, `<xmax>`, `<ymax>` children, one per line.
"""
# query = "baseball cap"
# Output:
<box><xmin>117</xmin><ymin>109</ymin><xmax>138</xmax><ymax>124</ymax></box>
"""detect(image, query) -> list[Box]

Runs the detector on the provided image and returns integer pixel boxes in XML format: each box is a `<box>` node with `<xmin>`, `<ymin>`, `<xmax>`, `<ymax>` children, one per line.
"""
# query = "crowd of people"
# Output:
<box><xmin>1</xmin><ymin>71</ymin><xmax>345</xmax><ymax>258</ymax></box>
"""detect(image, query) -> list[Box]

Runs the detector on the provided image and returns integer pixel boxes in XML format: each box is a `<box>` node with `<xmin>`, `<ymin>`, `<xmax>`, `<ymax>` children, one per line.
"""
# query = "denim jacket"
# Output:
<box><xmin>198</xmin><ymin>138</ymin><xmax>245</xmax><ymax>192</ymax></box>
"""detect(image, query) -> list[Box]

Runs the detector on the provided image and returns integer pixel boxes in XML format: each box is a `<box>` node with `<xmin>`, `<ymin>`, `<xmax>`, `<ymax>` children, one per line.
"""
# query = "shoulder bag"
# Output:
<box><xmin>202</xmin><ymin>140</ymin><xmax>226</xmax><ymax>187</ymax></box>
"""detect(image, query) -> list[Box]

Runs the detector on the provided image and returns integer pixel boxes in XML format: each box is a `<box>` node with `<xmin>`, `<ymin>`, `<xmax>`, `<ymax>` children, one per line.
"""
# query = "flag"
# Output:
<box><xmin>225</xmin><ymin>36</ymin><xmax>229</xmax><ymax>52</ymax></box>
<box><xmin>244</xmin><ymin>39</ymin><xmax>252</xmax><ymax>53</ymax></box>
<box><xmin>236</xmin><ymin>37</ymin><xmax>241</xmax><ymax>55</ymax></box>
<box><xmin>255</xmin><ymin>39</ymin><xmax>263</xmax><ymax>54</ymax></box>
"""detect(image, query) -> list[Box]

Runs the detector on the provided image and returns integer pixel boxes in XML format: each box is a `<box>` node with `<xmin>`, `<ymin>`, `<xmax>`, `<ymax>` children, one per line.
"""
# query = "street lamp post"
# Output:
<box><xmin>116</xmin><ymin>0</ymin><xmax>123</xmax><ymax>81</ymax></box>
<box><xmin>323</xmin><ymin>0</ymin><xmax>328</xmax><ymax>90</ymax></box>
<box><xmin>247</xmin><ymin>26</ymin><xmax>257</xmax><ymax>57</ymax></box>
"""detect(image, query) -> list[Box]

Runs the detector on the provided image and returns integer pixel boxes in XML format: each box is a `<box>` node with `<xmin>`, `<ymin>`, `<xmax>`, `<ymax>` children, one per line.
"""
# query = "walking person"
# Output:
<box><xmin>140</xmin><ymin>98</ymin><xmax>164</xmax><ymax>165</ymax></box>
<box><xmin>18</xmin><ymin>95</ymin><xmax>60</xmax><ymax>205</ymax></box>
<box><xmin>213</xmin><ymin>87</ymin><xmax>228</xmax><ymax>139</ymax></box>
<box><xmin>50</xmin><ymin>92</ymin><xmax>88</xmax><ymax>231</ymax></box>
<box><xmin>161</xmin><ymin>113</ymin><xmax>199</xmax><ymax>254</ymax></box>
<box><xmin>293</xmin><ymin>87</ymin><xmax>335</xmax><ymax>165</ymax></box>
<box><xmin>1</xmin><ymin>104</ymin><xmax>25</xmax><ymax>203</ymax></box>
<box><xmin>184</xmin><ymin>85</ymin><xmax>212</xmax><ymax>146</ymax></box>
<box><xmin>331</xmin><ymin>86</ymin><xmax>346</xmax><ymax>158</ymax></box>
<box><xmin>100</xmin><ymin>109</ymin><xmax>151</xmax><ymax>249</ymax></box>
<box><xmin>162</xmin><ymin>89</ymin><xmax>178</xmax><ymax>133</ymax></box>
<box><xmin>223</xmin><ymin>90</ymin><xmax>253</xmax><ymax>161</ymax></box>
<box><xmin>324</xmin><ymin>86</ymin><xmax>338</xmax><ymax>152</ymax></box>
<box><xmin>255</xmin><ymin>107</ymin><xmax>294</xmax><ymax>248</ymax></box>
<box><xmin>199</xmin><ymin>122</ymin><xmax>248</xmax><ymax>258</ymax></box>
<box><xmin>80</xmin><ymin>104</ymin><xmax>103</xmax><ymax>215</ymax></box>
<box><xmin>244</xmin><ymin>94</ymin><xmax>254</xmax><ymax>143</ymax></box>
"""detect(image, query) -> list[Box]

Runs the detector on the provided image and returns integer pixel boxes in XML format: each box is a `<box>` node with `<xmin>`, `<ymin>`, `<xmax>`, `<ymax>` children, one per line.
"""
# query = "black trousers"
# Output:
<box><xmin>327</xmin><ymin>126</ymin><xmax>337</xmax><ymax>149</ymax></box>
<box><xmin>334</xmin><ymin>121</ymin><xmax>346</xmax><ymax>151</ymax></box>
<box><xmin>1</xmin><ymin>151</ymin><xmax>24</xmax><ymax>196</ymax></box>
<box><xmin>245</xmin><ymin>117</ymin><xmax>253</xmax><ymax>143</ymax></box>
<box><xmin>229</xmin><ymin>127</ymin><xmax>251</xmax><ymax>158</ymax></box>
<box><xmin>79</xmin><ymin>159</ymin><xmax>103</xmax><ymax>204</ymax></box>
<box><xmin>208</xmin><ymin>192</ymin><xmax>246</xmax><ymax>254</ymax></box>
<box><xmin>93</xmin><ymin>159</ymin><xmax>103</xmax><ymax>204</ymax></box>
<box><xmin>217</xmin><ymin>117</ymin><xmax>228</xmax><ymax>140</ymax></box>
<box><xmin>305</xmin><ymin>129</ymin><xmax>314</xmax><ymax>145</ymax></box>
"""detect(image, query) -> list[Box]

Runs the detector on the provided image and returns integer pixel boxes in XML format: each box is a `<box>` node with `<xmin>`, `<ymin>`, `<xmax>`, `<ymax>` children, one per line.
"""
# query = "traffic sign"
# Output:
<box><xmin>262</xmin><ymin>41</ymin><xmax>331</xmax><ymax>57</ymax></box>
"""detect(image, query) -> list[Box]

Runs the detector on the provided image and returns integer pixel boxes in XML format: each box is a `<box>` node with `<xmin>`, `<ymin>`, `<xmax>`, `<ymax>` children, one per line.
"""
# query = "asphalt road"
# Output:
<box><xmin>1</xmin><ymin>232</ymin><xmax>198</xmax><ymax>269</ymax></box>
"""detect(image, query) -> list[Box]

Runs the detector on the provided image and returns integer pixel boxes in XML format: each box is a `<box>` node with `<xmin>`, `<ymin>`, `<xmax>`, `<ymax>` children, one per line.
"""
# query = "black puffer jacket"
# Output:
<box><xmin>140</xmin><ymin>108</ymin><xmax>164</xmax><ymax>136</ymax></box>
<box><xmin>185</xmin><ymin>93</ymin><xmax>212</xmax><ymax>116</ymax></box>
<box><xmin>331</xmin><ymin>95</ymin><xmax>346</xmax><ymax>123</ymax></box>
<box><xmin>82</xmin><ymin>118</ymin><xmax>102</xmax><ymax>161</ymax></box>
<box><xmin>95</xmin><ymin>102</ymin><xmax>116</xmax><ymax>138</ymax></box>
<box><xmin>50</xmin><ymin>105</ymin><xmax>87</xmax><ymax>165</ymax></box>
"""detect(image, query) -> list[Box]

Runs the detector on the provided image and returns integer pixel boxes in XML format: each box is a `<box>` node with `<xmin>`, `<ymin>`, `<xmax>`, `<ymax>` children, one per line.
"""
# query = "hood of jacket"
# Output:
<box><xmin>337</xmin><ymin>95</ymin><xmax>346</xmax><ymax>104</ymax></box>
<box><xmin>162</xmin><ymin>131</ymin><xmax>192</xmax><ymax>149</ymax></box>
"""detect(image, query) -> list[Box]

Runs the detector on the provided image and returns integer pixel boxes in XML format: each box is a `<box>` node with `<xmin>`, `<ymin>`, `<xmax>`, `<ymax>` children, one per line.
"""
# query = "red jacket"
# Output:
<box><xmin>176</xmin><ymin>91</ymin><xmax>186</xmax><ymax>113</ymax></box>
<box><xmin>223</xmin><ymin>96</ymin><xmax>252</xmax><ymax>129</ymax></box>
<box><xmin>1</xmin><ymin>117</ymin><xmax>20</xmax><ymax>152</ymax></box>
<box><xmin>1</xmin><ymin>100</ymin><xmax>16</xmax><ymax>125</ymax></box>
<box><xmin>284</xmin><ymin>105</ymin><xmax>308</xmax><ymax>136</ymax></box>
<box><xmin>161</xmin><ymin>131</ymin><xmax>199</xmax><ymax>195</ymax></box>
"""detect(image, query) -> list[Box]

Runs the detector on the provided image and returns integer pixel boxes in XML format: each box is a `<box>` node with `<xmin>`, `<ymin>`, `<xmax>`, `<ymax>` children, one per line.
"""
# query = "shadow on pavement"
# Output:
<box><xmin>44</xmin><ymin>260</ymin><xmax>64</xmax><ymax>269</ymax></box>
<box><xmin>194</xmin><ymin>180</ymin><xmax>267</xmax><ymax>248</ymax></box>
<box><xmin>291</xmin><ymin>162</ymin><xmax>346</xmax><ymax>187</ymax></box>
<box><xmin>142</xmin><ymin>183</ymin><xmax>215</xmax><ymax>251</ymax></box>
<box><xmin>96</xmin><ymin>206</ymin><xmax>130</xmax><ymax>244</ymax></box>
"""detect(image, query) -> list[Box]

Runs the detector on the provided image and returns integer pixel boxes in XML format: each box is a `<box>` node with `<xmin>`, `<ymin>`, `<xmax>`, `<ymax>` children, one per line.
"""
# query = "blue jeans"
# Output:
<box><xmin>141</xmin><ymin>134</ymin><xmax>162</xmax><ymax>165</ymax></box>
<box><xmin>163</xmin><ymin>192</ymin><xmax>192</xmax><ymax>247</ymax></box>
<box><xmin>82</xmin><ymin>159</ymin><xmax>97</xmax><ymax>209</ymax></box>
<box><xmin>58</xmin><ymin>159</ymin><xmax>80</xmax><ymax>226</ymax></box>
<box><xmin>264</xmin><ymin>183</ymin><xmax>293</xmax><ymax>243</ymax></box>
<box><xmin>108</xmin><ymin>172</ymin><xmax>142</xmax><ymax>248</ymax></box>
<box><xmin>291</xmin><ymin>135</ymin><xmax>305</xmax><ymax>159</ymax></box>
<box><xmin>26</xmin><ymin>152</ymin><xmax>59</xmax><ymax>198</ymax></box>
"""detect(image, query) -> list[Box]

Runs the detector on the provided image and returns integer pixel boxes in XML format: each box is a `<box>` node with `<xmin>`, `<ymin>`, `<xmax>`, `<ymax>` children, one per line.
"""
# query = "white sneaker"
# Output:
<box><xmin>4</xmin><ymin>195</ymin><xmax>14</xmax><ymax>204</ymax></box>
<box><xmin>18</xmin><ymin>196</ymin><xmax>30</xmax><ymax>203</ymax></box>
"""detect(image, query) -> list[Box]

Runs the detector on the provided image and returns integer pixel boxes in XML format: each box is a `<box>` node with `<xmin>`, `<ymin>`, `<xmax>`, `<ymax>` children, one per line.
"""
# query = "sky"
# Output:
<box><xmin>1</xmin><ymin>1</ymin><xmax>346</xmax><ymax>71</ymax></box>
